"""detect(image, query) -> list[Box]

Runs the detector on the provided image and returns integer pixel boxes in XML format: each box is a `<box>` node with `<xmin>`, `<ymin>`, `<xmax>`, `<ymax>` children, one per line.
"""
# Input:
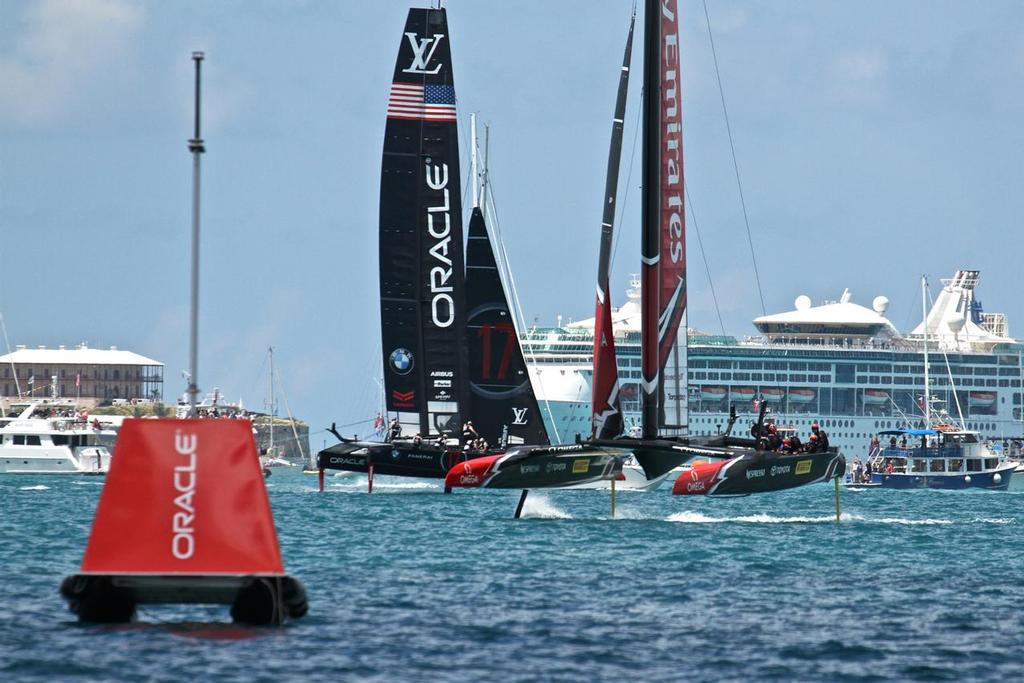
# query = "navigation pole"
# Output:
<box><xmin>187</xmin><ymin>52</ymin><xmax>205</xmax><ymax>417</ymax></box>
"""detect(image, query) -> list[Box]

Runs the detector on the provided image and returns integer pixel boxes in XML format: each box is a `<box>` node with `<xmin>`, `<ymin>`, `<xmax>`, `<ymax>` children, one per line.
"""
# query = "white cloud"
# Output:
<box><xmin>828</xmin><ymin>47</ymin><xmax>888</xmax><ymax>103</ymax></box>
<box><xmin>0</xmin><ymin>0</ymin><xmax>144</xmax><ymax>127</ymax></box>
<box><xmin>711</xmin><ymin>6</ymin><xmax>750</xmax><ymax>34</ymax></box>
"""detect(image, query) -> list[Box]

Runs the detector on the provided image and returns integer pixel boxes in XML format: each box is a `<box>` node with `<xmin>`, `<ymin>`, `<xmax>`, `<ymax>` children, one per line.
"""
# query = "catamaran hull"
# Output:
<box><xmin>673</xmin><ymin>450</ymin><xmax>846</xmax><ymax>496</ymax></box>
<box><xmin>445</xmin><ymin>445</ymin><xmax>624</xmax><ymax>489</ymax></box>
<box><xmin>317</xmin><ymin>442</ymin><xmax>468</xmax><ymax>480</ymax></box>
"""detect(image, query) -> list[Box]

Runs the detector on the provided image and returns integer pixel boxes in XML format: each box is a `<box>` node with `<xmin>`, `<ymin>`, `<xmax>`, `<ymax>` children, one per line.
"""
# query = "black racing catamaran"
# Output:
<box><xmin>583</xmin><ymin>0</ymin><xmax>845</xmax><ymax>495</ymax></box>
<box><xmin>318</xmin><ymin>7</ymin><xmax>471</xmax><ymax>483</ymax></box>
<box><xmin>318</xmin><ymin>7</ymin><xmax>621</xmax><ymax>491</ymax></box>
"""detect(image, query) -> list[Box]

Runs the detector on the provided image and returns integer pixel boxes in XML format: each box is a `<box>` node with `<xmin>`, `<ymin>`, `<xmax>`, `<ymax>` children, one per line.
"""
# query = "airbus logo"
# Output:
<box><xmin>403</xmin><ymin>32</ymin><xmax>445</xmax><ymax>75</ymax></box>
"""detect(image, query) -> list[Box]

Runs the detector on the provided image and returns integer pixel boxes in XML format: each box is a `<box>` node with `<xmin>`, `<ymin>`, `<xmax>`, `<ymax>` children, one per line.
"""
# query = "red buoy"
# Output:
<box><xmin>61</xmin><ymin>419</ymin><xmax>307</xmax><ymax>625</ymax></box>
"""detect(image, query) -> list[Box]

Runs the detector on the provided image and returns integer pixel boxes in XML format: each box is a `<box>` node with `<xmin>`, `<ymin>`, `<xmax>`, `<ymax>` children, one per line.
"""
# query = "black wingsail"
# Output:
<box><xmin>591</xmin><ymin>13</ymin><xmax>635</xmax><ymax>440</ymax></box>
<box><xmin>379</xmin><ymin>8</ymin><xmax>467</xmax><ymax>439</ymax></box>
<box><xmin>465</xmin><ymin>207</ymin><xmax>549</xmax><ymax>446</ymax></box>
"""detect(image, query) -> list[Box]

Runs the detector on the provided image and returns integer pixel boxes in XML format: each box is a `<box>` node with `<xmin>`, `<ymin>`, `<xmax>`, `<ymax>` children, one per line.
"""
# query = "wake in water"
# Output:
<box><xmin>519</xmin><ymin>493</ymin><xmax>572</xmax><ymax>519</ymax></box>
<box><xmin>328</xmin><ymin>477</ymin><xmax>440</xmax><ymax>494</ymax></box>
<box><xmin>665</xmin><ymin>511</ymin><xmax>1012</xmax><ymax>525</ymax></box>
<box><xmin>667</xmin><ymin>511</ymin><xmax>842</xmax><ymax>524</ymax></box>
<box><xmin>607</xmin><ymin>506</ymin><xmax>649</xmax><ymax>520</ymax></box>
<box><xmin>18</xmin><ymin>485</ymin><xmax>50</xmax><ymax>491</ymax></box>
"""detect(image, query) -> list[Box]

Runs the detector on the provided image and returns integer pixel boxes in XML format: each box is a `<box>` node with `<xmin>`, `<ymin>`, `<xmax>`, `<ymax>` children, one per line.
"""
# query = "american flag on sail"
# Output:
<box><xmin>387</xmin><ymin>82</ymin><xmax>457</xmax><ymax>121</ymax></box>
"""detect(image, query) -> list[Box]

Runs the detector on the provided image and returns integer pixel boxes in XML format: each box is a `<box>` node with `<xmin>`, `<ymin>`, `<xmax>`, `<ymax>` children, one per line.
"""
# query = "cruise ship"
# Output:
<box><xmin>525</xmin><ymin>270</ymin><xmax>1023</xmax><ymax>460</ymax></box>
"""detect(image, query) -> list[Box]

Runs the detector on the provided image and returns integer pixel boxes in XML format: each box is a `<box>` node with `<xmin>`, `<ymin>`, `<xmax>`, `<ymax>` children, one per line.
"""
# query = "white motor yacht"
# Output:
<box><xmin>0</xmin><ymin>402</ymin><xmax>113</xmax><ymax>474</ymax></box>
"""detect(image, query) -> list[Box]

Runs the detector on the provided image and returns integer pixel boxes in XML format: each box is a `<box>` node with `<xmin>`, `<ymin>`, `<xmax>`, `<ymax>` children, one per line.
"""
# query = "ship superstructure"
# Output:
<box><xmin>525</xmin><ymin>270</ymin><xmax>1023</xmax><ymax>459</ymax></box>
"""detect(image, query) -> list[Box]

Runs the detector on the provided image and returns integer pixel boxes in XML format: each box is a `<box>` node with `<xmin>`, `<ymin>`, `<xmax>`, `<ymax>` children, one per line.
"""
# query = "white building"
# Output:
<box><xmin>0</xmin><ymin>343</ymin><xmax>164</xmax><ymax>409</ymax></box>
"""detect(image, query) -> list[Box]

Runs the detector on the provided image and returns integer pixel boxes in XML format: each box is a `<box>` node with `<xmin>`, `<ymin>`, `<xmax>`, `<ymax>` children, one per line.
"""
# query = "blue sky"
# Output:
<box><xmin>2</xmin><ymin>1</ymin><xmax>1023</xmax><ymax>444</ymax></box>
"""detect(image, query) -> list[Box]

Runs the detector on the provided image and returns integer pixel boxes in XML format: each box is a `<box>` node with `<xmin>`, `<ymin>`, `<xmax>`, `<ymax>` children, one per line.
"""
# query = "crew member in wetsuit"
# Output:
<box><xmin>764</xmin><ymin>423</ymin><xmax>782</xmax><ymax>451</ymax></box>
<box><xmin>462</xmin><ymin>421</ymin><xmax>479</xmax><ymax>447</ymax></box>
<box><xmin>788</xmin><ymin>434</ymin><xmax>803</xmax><ymax>454</ymax></box>
<box><xmin>387</xmin><ymin>418</ymin><xmax>401</xmax><ymax>442</ymax></box>
<box><xmin>810</xmin><ymin>421</ymin><xmax>829</xmax><ymax>452</ymax></box>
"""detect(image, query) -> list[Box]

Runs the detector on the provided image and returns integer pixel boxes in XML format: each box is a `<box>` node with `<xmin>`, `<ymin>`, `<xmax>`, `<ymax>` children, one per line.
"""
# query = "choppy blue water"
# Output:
<box><xmin>1</xmin><ymin>471</ymin><xmax>1022</xmax><ymax>682</ymax></box>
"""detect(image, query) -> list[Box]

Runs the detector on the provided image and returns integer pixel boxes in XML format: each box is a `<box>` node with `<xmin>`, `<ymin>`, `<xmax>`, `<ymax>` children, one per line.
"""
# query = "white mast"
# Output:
<box><xmin>0</xmin><ymin>314</ymin><xmax>22</xmax><ymax>398</ymax></box>
<box><xmin>269</xmin><ymin>346</ymin><xmax>275</xmax><ymax>456</ymax></box>
<box><xmin>470</xmin><ymin>113</ymin><xmax>479</xmax><ymax>209</ymax></box>
<box><xmin>187</xmin><ymin>52</ymin><xmax>205</xmax><ymax>417</ymax></box>
<box><xmin>922</xmin><ymin>275</ymin><xmax>930</xmax><ymax>427</ymax></box>
<box><xmin>480</xmin><ymin>123</ymin><xmax>490</xmax><ymax>212</ymax></box>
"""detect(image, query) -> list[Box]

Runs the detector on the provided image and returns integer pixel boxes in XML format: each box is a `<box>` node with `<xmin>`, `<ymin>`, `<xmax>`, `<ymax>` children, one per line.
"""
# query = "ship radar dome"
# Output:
<box><xmin>872</xmin><ymin>296</ymin><xmax>889</xmax><ymax>314</ymax></box>
<box><xmin>794</xmin><ymin>295</ymin><xmax>812</xmax><ymax>311</ymax></box>
<box><xmin>947</xmin><ymin>315</ymin><xmax>966</xmax><ymax>333</ymax></box>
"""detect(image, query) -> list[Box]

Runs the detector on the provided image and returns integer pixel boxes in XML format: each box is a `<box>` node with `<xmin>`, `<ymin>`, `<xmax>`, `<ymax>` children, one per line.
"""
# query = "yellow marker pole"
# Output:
<box><xmin>611</xmin><ymin>478</ymin><xmax>617</xmax><ymax>519</ymax></box>
<box><xmin>834</xmin><ymin>476</ymin><xmax>841</xmax><ymax>523</ymax></box>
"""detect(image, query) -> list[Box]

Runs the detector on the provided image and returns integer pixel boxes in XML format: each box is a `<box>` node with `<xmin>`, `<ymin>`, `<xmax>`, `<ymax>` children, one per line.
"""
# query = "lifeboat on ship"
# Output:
<box><xmin>730</xmin><ymin>387</ymin><xmax>755</xmax><ymax>402</ymax></box>
<box><xmin>864</xmin><ymin>389</ymin><xmax>890</xmax><ymax>405</ymax></box>
<box><xmin>761</xmin><ymin>387</ymin><xmax>784</xmax><ymax>403</ymax></box>
<box><xmin>788</xmin><ymin>388</ymin><xmax>816</xmax><ymax>404</ymax></box>
<box><xmin>700</xmin><ymin>386</ymin><xmax>727</xmax><ymax>401</ymax></box>
<box><xmin>969</xmin><ymin>391</ymin><xmax>997</xmax><ymax>409</ymax></box>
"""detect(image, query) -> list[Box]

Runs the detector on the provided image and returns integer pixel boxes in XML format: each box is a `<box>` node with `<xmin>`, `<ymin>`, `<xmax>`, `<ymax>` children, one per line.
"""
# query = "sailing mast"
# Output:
<box><xmin>268</xmin><ymin>346</ymin><xmax>275</xmax><ymax>457</ymax></box>
<box><xmin>591</xmin><ymin>11</ymin><xmax>634</xmax><ymax>440</ymax></box>
<box><xmin>640</xmin><ymin>0</ymin><xmax>686</xmax><ymax>438</ymax></box>
<box><xmin>471</xmin><ymin>113</ymin><xmax>479</xmax><ymax>209</ymax></box>
<box><xmin>922</xmin><ymin>275</ymin><xmax>930</xmax><ymax>427</ymax></box>
<box><xmin>464</xmin><ymin>118</ymin><xmax>550</xmax><ymax>446</ymax></box>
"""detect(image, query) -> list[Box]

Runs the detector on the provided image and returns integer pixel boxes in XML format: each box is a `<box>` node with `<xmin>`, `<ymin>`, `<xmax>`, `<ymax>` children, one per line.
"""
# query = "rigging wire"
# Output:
<box><xmin>271</xmin><ymin>358</ymin><xmax>309</xmax><ymax>463</ymax></box>
<box><xmin>608</xmin><ymin>84</ymin><xmax>726</xmax><ymax>339</ymax></box>
<box><xmin>926</xmin><ymin>283</ymin><xmax>967</xmax><ymax>430</ymax></box>
<box><xmin>0</xmin><ymin>313</ymin><xmax>22</xmax><ymax>399</ymax></box>
<box><xmin>900</xmin><ymin>281</ymin><xmax>919</xmax><ymax>333</ymax></box>
<box><xmin>702</xmin><ymin>0</ymin><xmax>766</xmax><ymax>316</ymax></box>
<box><xmin>685</xmin><ymin>181</ymin><xmax>727</xmax><ymax>336</ymax></box>
<box><xmin>485</xmin><ymin>171</ymin><xmax>563</xmax><ymax>444</ymax></box>
<box><xmin>249</xmin><ymin>351</ymin><xmax>269</xmax><ymax>410</ymax></box>
<box><xmin>609</xmin><ymin>94</ymin><xmax>643</xmax><ymax>274</ymax></box>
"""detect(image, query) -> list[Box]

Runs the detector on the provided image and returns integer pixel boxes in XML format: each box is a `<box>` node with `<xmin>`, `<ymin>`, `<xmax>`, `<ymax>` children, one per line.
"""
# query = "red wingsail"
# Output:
<box><xmin>592</xmin><ymin>290</ymin><xmax>623</xmax><ymax>438</ymax></box>
<box><xmin>591</xmin><ymin>14</ymin><xmax>634</xmax><ymax>440</ymax></box>
<box><xmin>641</xmin><ymin>0</ymin><xmax>687</xmax><ymax>437</ymax></box>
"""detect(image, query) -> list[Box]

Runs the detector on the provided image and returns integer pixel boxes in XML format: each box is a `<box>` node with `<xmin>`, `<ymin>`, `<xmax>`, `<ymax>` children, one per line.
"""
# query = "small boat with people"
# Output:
<box><xmin>847</xmin><ymin>426</ymin><xmax>1015</xmax><ymax>490</ymax></box>
<box><xmin>843</xmin><ymin>275</ymin><xmax>1017</xmax><ymax>492</ymax></box>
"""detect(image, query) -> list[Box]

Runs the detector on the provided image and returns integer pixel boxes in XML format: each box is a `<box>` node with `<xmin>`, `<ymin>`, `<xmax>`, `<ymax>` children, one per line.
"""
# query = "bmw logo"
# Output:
<box><xmin>389</xmin><ymin>348</ymin><xmax>414</xmax><ymax>375</ymax></box>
